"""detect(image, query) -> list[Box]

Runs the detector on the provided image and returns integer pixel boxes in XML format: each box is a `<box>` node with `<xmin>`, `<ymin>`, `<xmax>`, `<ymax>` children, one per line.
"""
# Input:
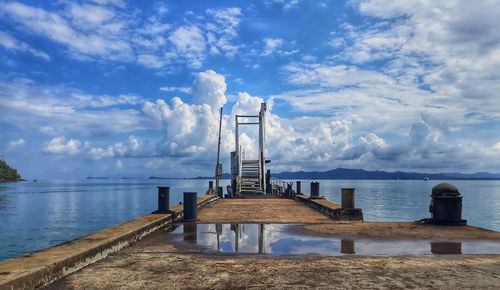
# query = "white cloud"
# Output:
<box><xmin>0</xmin><ymin>2</ymin><xmax>243</xmax><ymax>69</ymax></box>
<box><xmin>0</xmin><ymin>78</ymin><xmax>148</xmax><ymax>136</ymax></box>
<box><xmin>206</xmin><ymin>7</ymin><xmax>242</xmax><ymax>57</ymax></box>
<box><xmin>159</xmin><ymin>86</ymin><xmax>191</xmax><ymax>94</ymax></box>
<box><xmin>262</xmin><ymin>38</ymin><xmax>283</xmax><ymax>56</ymax></box>
<box><xmin>0</xmin><ymin>31</ymin><xmax>50</xmax><ymax>60</ymax></box>
<box><xmin>0</xmin><ymin>2</ymin><xmax>133</xmax><ymax>61</ymax></box>
<box><xmin>7</xmin><ymin>138</ymin><xmax>26</xmax><ymax>150</ymax></box>
<box><xmin>72</xmin><ymin>93</ymin><xmax>141</xmax><ymax>108</ymax></box>
<box><xmin>266</xmin><ymin>0</ymin><xmax>300</xmax><ymax>10</ymax></box>
<box><xmin>493</xmin><ymin>142</ymin><xmax>500</xmax><ymax>152</ymax></box>
<box><xmin>338</xmin><ymin>0</ymin><xmax>500</xmax><ymax>121</ymax></box>
<box><xmin>43</xmin><ymin>136</ymin><xmax>82</xmax><ymax>155</ymax></box>
<box><xmin>115</xmin><ymin>159</ymin><xmax>123</xmax><ymax>169</ymax></box>
<box><xmin>88</xmin><ymin>135</ymin><xmax>146</xmax><ymax>159</ymax></box>
<box><xmin>191</xmin><ymin>70</ymin><xmax>227</xmax><ymax>109</ymax></box>
<box><xmin>168</xmin><ymin>25</ymin><xmax>206</xmax><ymax>68</ymax></box>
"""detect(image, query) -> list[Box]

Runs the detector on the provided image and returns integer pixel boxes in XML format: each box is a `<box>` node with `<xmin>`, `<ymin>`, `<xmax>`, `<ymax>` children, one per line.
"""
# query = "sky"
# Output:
<box><xmin>1</xmin><ymin>0</ymin><xmax>500</xmax><ymax>179</ymax></box>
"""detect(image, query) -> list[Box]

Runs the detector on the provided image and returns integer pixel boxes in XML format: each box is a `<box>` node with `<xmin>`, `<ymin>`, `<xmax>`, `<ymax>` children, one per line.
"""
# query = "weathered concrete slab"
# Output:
<box><xmin>295</xmin><ymin>194</ymin><xmax>363</xmax><ymax>220</ymax></box>
<box><xmin>302</xmin><ymin>222</ymin><xmax>500</xmax><ymax>240</ymax></box>
<box><xmin>47</xmin><ymin>232</ymin><xmax>500</xmax><ymax>289</ymax></box>
<box><xmin>0</xmin><ymin>194</ymin><xmax>217</xmax><ymax>290</ymax></box>
<box><xmin>197</xmin><ymin>198</ymin><xmax>333</xmax><ymax>223</ymax></box>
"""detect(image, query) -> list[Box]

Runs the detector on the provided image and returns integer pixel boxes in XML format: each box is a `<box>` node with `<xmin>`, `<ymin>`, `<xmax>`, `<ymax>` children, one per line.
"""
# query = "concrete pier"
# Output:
<box><xmin>46</xmin><ymin>197</ymin><xmax>500</xmax><ymax>290</ymax></box>
<box><xmin>0</xmin><ymin>194</ymin><xmax>217</xmax><ymax>290</ymax></box>
<box><xmin>1</xmin><ymin>191</ymin><xmax>499</xmax><ymax>289</ymax></box>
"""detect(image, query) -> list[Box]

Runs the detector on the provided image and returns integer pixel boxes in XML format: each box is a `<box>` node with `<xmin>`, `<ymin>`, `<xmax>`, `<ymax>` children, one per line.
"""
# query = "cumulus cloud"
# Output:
<box><xmin>191</xmin><ymin>70</ymin><xmax>227</xmax><ymax>109</ymax></box>
<box><xmin>88</xmin><ymin>135</ymin><xmax>146</xmax><ymax>159</ymax></box>
<box><xmin>43</xmin><ymin>136</ymin><xmax>82</xmax><ymax>155</ymax></box>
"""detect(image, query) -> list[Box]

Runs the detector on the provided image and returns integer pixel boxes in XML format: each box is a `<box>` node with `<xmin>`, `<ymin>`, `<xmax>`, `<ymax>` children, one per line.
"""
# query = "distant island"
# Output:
<box><xmin>190</xmin><ymin>168</ymin><xmax>500</xmax><ymax>180</ymax></box>
<box><xmin>0</xmin><ymin>159</ymin><xmax>23</xmax><ymax>182</ymax></box>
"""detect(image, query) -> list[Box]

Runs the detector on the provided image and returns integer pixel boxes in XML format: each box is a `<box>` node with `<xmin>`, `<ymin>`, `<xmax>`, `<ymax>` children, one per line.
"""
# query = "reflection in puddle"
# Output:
<box><xmin>430</xmin><ymin>242</ymin><xmax>462</xmax><ymax>254</ymax></box>
<box><xmin>166</xmin><ymin>224</ymin><xmax>500</xmax><ymax>256</ymax></box>
<box><xmin>341</xmin><ymin>239</ymin><xmax>355</xmax><ymax>254</ymax></box>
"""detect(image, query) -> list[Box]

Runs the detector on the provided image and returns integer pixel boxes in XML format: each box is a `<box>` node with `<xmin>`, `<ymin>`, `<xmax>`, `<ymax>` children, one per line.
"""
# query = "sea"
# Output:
<box><xmin>1</xmin><ymin>179</ymin><xmax>499</xmax><ymax>261</ymax></box>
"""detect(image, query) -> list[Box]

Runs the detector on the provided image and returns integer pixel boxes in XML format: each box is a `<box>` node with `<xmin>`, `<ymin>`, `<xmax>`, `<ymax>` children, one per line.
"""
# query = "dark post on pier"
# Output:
<box><xmin>183</xmin><ymin>192</ymin><xmax>198</xmax><ymax>221</ymax></box>
<box><xmin>310</xmin><ymin>182</ymin><xmax>320</xmax><ymax>198</ymax></box>
<box><xmin>341</xmin><ymin>188</ymin><xmax>355</xmax><ymax>209</ymax></box>
<box><xmin>157</xmin><ymin>187</ymin><xmax>170</xmax><ymax>213</ymax></box>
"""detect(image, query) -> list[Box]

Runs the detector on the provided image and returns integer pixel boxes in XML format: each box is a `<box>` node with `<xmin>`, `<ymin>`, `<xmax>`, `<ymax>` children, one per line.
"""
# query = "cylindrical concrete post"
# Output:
<box><xmin>341</xmin><ymin>188</ymin><xmax>355</xmax><ymax>209</ymax></box>
<box><xmin>310</xmin><ymin>182</ymin><xmax>320</xmax><ymax>197</ymax></box>
<box><xmin>287</xmin><ymin>183</ymin><xmax>292</xmax><ymax>198</ymax></box>
<box><xmin>183</xmin><ymin>192</ymin><xmax>198</xmax><ymax>221</ymax></box>
<box><xmin>157</xmin><ymin>186</ymin><xmax>170</xmax><ymax>213</ymax></box>
<box><xmin>209</xmin><ymin>181</ymin><xmax>214</xmax><ymax>191</ymax></box>
<box><xmin>296</xmin><ymin>181</ymin><xmax>301</xmax><ymax>195</ymax></box>
<box><xmin>218</xmin><ymin>186</ymin><xmax>223</xmax><ymax>198</ymax></box>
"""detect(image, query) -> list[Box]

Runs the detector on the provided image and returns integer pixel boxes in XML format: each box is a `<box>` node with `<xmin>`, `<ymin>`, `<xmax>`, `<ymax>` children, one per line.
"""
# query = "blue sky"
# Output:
<box><xmin>1</xmin><ymin>0</ymin><xmax>500</xmax><ymax>178</ymax></box>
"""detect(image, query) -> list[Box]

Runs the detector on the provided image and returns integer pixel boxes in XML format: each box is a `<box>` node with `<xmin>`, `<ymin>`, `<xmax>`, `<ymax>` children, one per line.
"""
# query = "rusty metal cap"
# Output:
<box><xmin>432</xmin><ymin>183</ymin><xmax>460</xmax><ymax>196</ymax></box>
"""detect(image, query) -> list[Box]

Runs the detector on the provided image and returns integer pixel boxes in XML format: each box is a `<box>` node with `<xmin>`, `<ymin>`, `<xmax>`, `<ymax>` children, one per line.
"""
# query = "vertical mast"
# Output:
<box><xmin>215</xmin><ymin>107</ymin><xmax>223</xmax><ymax>193</ymax></box>
<box><xmin>259</xmin><ymin>103</ymin><xmax>267</xmax><ymax>193</ymax></box>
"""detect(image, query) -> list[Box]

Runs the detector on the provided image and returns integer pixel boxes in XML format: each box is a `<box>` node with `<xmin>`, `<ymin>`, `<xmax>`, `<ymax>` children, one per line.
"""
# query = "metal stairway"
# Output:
<box><xmin>240</xmin><ymin>160</ymin><xmax>262</xmax><ymax>194</ymax></box>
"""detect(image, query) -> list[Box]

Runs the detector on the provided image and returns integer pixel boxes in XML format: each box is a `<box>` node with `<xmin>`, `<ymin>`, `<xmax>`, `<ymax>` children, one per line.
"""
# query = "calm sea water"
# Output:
<box><xmin>0</xmin><ymin>179</ymin><xmax>499</xmax><ymax>261</ymax></box>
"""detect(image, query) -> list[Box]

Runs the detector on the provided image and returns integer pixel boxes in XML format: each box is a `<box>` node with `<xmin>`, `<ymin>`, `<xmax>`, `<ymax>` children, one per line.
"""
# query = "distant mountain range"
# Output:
<box><xmin>189</xmin><ymin>168</ymin><xmax>500</xmax><ymax>180</ymax></box>
<box><xmin>84</xmin><ymin>168</ymin><xmax>500</xmax><ymax>180</ymax></box>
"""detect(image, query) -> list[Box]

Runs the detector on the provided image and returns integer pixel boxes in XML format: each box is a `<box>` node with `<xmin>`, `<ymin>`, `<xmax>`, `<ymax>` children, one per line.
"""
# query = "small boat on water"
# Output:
<box><xmin>424</xmin><ymin>177</ymin><xmax>430</xmax><ymax>181</ymax></box>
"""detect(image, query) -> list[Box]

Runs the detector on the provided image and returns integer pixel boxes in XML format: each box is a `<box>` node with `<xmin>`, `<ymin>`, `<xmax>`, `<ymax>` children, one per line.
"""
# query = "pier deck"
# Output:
<box><xmin>197</xmin><ymin>198</ymin><xmax>333</xmax><ymax>223</ymax></box>
<box><xmin>46</xmin><ymin>197</ymin><xmax>499</xmax><ymax>290</ymax></box>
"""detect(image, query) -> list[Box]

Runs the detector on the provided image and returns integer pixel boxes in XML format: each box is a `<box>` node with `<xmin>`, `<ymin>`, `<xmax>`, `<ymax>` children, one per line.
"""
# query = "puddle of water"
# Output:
<box><xmin>165</xmin><ymin>223</ymin><xmax>500</xmax><ymax>256</ymax></box>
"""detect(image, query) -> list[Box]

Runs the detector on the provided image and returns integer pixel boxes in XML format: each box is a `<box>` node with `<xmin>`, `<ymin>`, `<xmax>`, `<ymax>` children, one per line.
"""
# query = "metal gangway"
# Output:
<box><xmin>231</xmin><ymin>103</ymin><xmax>267</xmax><ymax>195</ymax></box>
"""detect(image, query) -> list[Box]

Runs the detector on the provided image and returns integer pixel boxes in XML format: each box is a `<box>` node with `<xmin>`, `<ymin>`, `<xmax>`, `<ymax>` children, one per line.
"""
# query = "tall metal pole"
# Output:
<box><xmin>215</xmin><ymin>107</ymin><xmax>223</xmax><ymax>193</ymax></box>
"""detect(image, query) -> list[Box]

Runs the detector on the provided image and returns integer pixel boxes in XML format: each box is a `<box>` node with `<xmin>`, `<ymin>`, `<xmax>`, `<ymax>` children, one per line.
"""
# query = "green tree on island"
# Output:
<box><xmin>0</xmin><ymin>159</ymin><xmax>21</xmax><ymax>181</ymax></box>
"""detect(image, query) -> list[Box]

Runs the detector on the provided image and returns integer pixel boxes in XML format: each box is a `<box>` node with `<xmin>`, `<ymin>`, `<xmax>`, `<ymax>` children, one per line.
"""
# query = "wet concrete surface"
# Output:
<box><xmin>163</xmin><ymin>223</ymin><xmax>500</xmax><ymax>256</ymax></box>
<box><xmin>47</xmin><ymin>226</ymin><xmax>500</xmax><ymax>289</ymax></box>
<box><xmin>43</xmin><ymin>198</ymin><xmax>500</xmax><ymax>289</ymax></box>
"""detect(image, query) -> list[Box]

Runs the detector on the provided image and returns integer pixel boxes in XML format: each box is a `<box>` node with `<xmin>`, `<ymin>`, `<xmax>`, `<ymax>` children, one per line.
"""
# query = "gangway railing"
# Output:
<box><xmin>270</xmin><ymin>178</ymin><xmax>294</xmax><ymax>197</ymax></box>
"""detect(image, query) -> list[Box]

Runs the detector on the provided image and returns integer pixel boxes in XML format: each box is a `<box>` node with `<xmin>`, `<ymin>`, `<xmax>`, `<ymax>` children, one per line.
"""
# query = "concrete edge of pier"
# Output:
<box><xmin>295</xmin><ymin>194</ymin><xmax>363</xmax><ymax>221</ymax></box>
<box><xmin>0</xmin><ymin>194</ymin><xmax>217</xmax><ymax>290</ymax></box>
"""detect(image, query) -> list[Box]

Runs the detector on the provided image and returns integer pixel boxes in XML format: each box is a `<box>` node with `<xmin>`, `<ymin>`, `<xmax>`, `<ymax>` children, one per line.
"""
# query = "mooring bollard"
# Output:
<box><xmin>427</xmin><ymin>183</ymin><xmax>466</xmax><ymax>225</ymax></box>
<box><xmin>157</xmin><ymin>186</ymin><xmax>170</xmax><ymax>213</ymax></box>
<box><xmin>296</xmin><ymin>181</ymin><xmax>301</xmax><ymax>195</ymax></box>
<box><xmin>339</xmin><ymin>188</ymin><xmax>364</xmax><ymax>221</ymax></box>
<box><xmin>208</xmin><ymin>181</ymin><xmax>214</xmax><ymax>192</ymax></box>
<box><xmin>218</xmin><ymin>186</ymin><xmax>223</xmax><ymax>198</ymax></box>
<box><xmin>310</xmin><ymin>181</ymin><xmax>320</xmax><ymax>197</ymax></box>
<box><xmin>287</xmin><ymin>183</ymin><xmax>293</xmax><ymax>198</ymax></box>
<box><xmin>183</xmin><ymin>192</ymin><xmax>198</xmax><ymax>221</ymax></box>
<box><xmin>341</xmin><ymin>188</ymin><xmax>355</xmax><ymax>209</ymax></box>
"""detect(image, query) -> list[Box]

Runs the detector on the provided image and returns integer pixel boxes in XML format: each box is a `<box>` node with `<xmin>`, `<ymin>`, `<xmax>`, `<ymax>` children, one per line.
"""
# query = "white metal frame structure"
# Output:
<box><xmin>231</xmin><ymin>103</ymin><xmax>267</xmax><ymax>194</ymax></box>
